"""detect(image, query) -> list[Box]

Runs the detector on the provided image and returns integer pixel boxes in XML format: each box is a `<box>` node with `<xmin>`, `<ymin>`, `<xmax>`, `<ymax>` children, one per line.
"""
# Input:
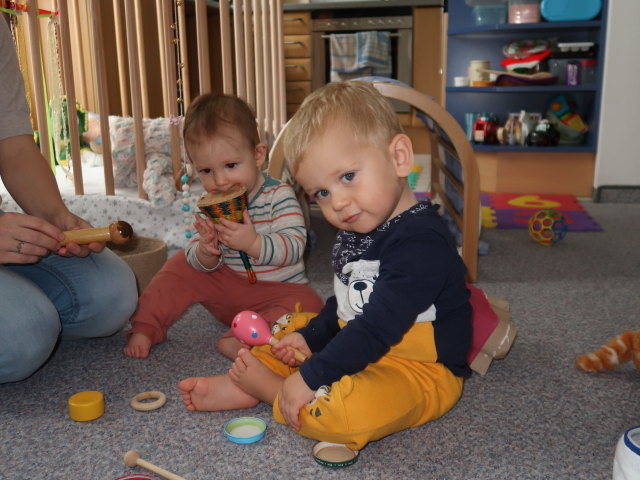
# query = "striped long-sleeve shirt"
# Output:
<box><xmin>186</xmin><ymin>172</ymin><xmax>310</xmax><ymax>284</ymax></box>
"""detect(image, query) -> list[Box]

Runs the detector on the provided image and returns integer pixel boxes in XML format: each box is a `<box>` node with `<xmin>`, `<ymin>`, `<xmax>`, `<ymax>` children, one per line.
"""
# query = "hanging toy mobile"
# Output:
<box><xmin>180</xmin><ymin>162</ymin><xmax>193</xmax><ymax>240</ymax></box>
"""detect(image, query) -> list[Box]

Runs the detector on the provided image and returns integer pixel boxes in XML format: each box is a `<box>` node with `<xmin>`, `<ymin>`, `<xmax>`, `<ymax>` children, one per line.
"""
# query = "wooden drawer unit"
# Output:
<box><xmin>283</xmin><ymin>11</ymin><xmax>311</xmax><ymax>35</ymax></box>
<box><xmin>287</xmin><ymin>103</ymin><xmax>302</xmax><ymax>120</ymax></box>
<box><xmin>283</xmin><ymin>11</ymin><xmax>311</xmax><ymax>115</ymax></box>
<box><xmin>283</xmin><ymin>35</ymin><xmax>311</xmax><ymax>58</ymax></box>
<box><xmin>285</xmin><ymin>58</ymin><xmax>312</xmax><ymax>82</ymax></box>
<box><xmin>285</xmin><ymin>81</ymin><xmax>311</xmax><ymax>104</ymax></box>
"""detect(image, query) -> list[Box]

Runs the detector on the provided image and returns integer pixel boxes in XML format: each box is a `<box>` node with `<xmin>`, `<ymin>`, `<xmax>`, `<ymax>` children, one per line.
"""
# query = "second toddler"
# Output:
<box><xmin>124</xmin><ymin>94</ymin><xmax>323</xmax><ymax>359</ymax></box>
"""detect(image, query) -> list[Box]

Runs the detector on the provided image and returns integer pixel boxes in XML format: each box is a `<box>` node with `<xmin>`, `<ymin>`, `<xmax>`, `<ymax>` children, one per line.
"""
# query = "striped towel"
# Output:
<box><xmin>330</xmin><ymin>31</ymin><xmax>391</xmax><ymax>82</ymax></box>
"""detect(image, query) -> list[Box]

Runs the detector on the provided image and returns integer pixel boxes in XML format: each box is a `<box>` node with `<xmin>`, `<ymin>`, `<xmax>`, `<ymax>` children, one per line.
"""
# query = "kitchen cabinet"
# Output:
<box><xmin>281</xmin><ymin>4</ymin><xmax>445</xmax><ymax>155</ymax></box>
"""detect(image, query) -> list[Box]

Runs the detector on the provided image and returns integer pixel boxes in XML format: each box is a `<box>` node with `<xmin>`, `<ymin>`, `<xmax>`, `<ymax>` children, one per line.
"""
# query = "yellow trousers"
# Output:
<box><xmin>252</xmin><ymin>316</ymin><xmax>464</xmax><ymax>451</ymax></box>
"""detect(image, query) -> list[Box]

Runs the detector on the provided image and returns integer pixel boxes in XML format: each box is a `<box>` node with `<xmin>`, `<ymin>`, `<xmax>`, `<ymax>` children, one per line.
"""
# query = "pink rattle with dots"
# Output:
<box><xmin>232</xmin><ymin>310</ymin><xmax>307</xmax><ymax>363</ymax></box>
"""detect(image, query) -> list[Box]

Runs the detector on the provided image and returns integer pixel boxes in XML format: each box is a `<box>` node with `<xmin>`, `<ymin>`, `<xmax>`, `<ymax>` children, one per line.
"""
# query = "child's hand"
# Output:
<box><xmin>215</xmin><ymin>210</ymin><xmax>261</xmax><ymax>258</ymax></box>
<box><xmin>271</xmin><ymin>332</ymin><xmax>311</xmax><ymax>367</ymax></box>
<box><xmin>193</xmin><ymin>214</ymin><xmax>221</xmax><ymax>257</ymax></box>
<box><xmin>278</xmin><ymin>371</ymin><xmax>315</xmax><ymax>430</ymax></box>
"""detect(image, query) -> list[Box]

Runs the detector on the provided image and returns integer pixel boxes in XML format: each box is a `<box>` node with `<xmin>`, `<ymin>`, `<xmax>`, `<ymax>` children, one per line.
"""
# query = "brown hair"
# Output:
<box><xmin>183</xmin><ymin>93</ymin><xmax>260</xmax><ymax>159</ymax></box>
<box><xmin>283</xmin><ymin>81</ymin><xmax>403</xmax><ymax>174</ymax></box>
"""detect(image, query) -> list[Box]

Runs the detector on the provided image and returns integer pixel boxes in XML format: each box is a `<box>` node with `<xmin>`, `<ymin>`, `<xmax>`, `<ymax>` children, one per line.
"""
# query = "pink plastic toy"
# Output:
<box><xmin>232</xmin><ymin>310</ymin><xmax>307</xmax><ymax>363</ymax></box>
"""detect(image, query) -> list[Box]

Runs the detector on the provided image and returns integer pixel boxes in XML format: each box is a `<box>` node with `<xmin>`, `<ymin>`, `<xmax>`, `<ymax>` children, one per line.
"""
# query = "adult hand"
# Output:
<box><xmin>0</xmin><ymin>211</ymin><xmax>63</xmax><ymax>264</ymax></box>
<box><xmin>278</xmin><ymin>371</ymin><xmax>315</xmax><ymax>431</ymax></box>
<box><xmin>52</xmin><ymin>210</ymin><xmax>104</xmax><ymax>258</ymax></box>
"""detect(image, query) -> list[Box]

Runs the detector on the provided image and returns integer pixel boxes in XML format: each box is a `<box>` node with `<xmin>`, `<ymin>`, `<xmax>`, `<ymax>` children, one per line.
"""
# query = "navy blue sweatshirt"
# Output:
<box><xmin>298</xmin><ymin>201</ymin><xmax>472</xmax><ymax>390</ymax></box>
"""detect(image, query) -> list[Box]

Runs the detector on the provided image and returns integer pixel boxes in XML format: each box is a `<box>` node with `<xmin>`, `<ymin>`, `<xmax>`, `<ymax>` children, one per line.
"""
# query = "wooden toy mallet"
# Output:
<box><xmin>124</xmin><ymin>450</ymin><xmax>186</xmax><ymax>480</ymax></box>
<box><xmin>232</xmin><ymin>310</ymin><xmax>307</xmax><ymax>363</ymax></box>
<box><xmin>60</xmin><ymin>220</ymin><xmax>133</xmax><ymax>246</ymax></box>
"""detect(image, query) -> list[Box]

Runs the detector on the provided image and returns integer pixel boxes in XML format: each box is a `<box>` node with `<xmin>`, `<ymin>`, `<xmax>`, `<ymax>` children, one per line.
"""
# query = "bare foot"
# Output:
<box><xmin>124</xmin><ymin>332</ymin><xmax>152</xmax><ymax>358</ymax></box>
<box><xmin>229</xmin><ymin>348</ymin><xmax>283</xmax><ymax>405</ymax></box>
<box><xmin>178</xmin><ymin>374</ymin><xmax>259</xmax><ymax>412</ymax></box>
<box><xmin>217</xmin><ymin>335</ymin><xmax>244</xmax><ymax>360</ymax></box>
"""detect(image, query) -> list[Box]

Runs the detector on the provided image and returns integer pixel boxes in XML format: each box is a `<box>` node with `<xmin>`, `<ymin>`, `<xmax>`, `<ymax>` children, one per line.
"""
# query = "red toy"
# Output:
<box><xmin>472</xmin><ymin>115</ymin><xmax>499</xmax><ymax>144</ymax></box>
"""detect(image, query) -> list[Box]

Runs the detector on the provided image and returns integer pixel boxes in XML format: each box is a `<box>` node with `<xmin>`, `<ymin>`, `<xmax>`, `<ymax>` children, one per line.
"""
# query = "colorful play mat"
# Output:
<box><xmin>481</xmin><ymin>193</ymin><xmax>603</xmax><ymax>231</ymax></box>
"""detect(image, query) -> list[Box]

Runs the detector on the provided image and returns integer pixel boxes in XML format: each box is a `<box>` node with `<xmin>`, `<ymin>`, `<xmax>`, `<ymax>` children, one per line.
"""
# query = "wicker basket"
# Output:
<box><xmin>110</xmin><ymin>236</ymin><xmax>167</xmax><ymax>295</ymax></box>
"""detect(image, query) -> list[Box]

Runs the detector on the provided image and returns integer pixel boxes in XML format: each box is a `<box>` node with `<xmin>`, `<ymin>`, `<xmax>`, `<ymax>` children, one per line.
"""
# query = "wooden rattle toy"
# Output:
<box><xmin>232</xmin><ymin>310</ymin><xmax>307</xmax><ymax>363</ymax></box>
<box><xmin>61</xmin><ymin>220</ymin><xmax>133</xmax><ymax>246</ymax></box>
<box><xmin>123</xmin><ymin>450</ymin><xmax>186</xmax><ymax>480</ymax></box>
<box><xmin>197</xmin><ymin>185</ymin><xmax>257</xmax><ymax>283</ymax></box>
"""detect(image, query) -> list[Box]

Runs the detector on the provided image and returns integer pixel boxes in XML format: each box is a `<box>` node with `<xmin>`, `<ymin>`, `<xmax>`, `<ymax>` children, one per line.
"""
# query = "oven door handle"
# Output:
<box><xmin>320</xmin><ymin>33</ymin><xmax>400</xmax><ymax>39</ymax></box>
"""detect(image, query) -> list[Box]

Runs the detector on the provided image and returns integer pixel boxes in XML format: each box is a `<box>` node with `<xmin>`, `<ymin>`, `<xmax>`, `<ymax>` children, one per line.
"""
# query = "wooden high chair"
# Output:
<box><xmin>268</xmin><ymin>80</ymin><xmax>480</xmax><ymax>283</ymax></box>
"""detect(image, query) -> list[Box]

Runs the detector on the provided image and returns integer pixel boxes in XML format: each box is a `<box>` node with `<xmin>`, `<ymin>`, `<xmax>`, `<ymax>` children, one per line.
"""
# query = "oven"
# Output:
<box><xmin>311</xmin><ymin>14</ymin><xmax>413</xmax><ymax>112</ymax></box>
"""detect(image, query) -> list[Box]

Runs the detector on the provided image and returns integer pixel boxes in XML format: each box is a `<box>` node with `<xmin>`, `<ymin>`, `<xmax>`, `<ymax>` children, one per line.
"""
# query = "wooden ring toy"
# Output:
<box><xmin>130</xmin><ymin>391</ymin><xmax>167</xmax><ymax>411</ymax></box>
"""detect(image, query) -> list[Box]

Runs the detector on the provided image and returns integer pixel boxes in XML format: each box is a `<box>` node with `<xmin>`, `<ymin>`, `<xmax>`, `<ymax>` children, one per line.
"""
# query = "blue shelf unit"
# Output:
<box><xmin>445</xmin><ymin>0</ymin><xmax>608</xmax><ymax>153</ymax></box>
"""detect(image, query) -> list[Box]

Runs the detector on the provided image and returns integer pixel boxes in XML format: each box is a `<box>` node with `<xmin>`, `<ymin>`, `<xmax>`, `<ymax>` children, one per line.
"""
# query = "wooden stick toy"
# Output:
<box><xmin>197</xmin><ymin>185</ymin><xmax>257</xmax><ymax>284</ymax></box>
<box><xmin>61</xmin><ymin>220</ymin><xmax>133</xmax><ymax>246</ymax></box>
<box><xmin>232</xmin><ymin>310</ymin><xmax>307</xmax><ymax>363</ymax></box>
<box><xmin>123</xmin><ymin>450</ymin><xmax>186</xmax><ymax>480</ymax></box>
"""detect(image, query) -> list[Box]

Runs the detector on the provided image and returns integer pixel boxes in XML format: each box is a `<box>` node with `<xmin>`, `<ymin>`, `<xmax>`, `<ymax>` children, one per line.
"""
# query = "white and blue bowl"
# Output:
<box><xmin>224</xmin><ymin>417</ymin><xmax>267</xmax><ymax>444</ymax></box>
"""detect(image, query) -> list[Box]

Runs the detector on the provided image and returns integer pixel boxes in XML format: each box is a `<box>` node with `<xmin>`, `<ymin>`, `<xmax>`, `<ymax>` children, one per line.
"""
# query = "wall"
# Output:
<box><xmin>593</xmin><ymin>0</ymin><xmax>640</xmax><ymax>189</ymax></box>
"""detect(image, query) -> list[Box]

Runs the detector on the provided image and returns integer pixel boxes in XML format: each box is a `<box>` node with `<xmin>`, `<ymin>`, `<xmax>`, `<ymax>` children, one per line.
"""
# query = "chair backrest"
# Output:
<box><xmin>268</xmin><ymin>81</ymin><xmax>480</xmax><ymax>282</ymax></box>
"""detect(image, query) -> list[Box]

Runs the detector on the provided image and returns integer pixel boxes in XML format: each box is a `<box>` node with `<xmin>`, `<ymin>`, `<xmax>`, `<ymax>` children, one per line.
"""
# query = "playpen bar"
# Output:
<box><xmin>219</xmin><ymin>0</ymin><xmax>233</xmax><ymax>95</ymax></box>
<box><xmin>134</xmin><ymin>0</ymin><xmax>150</xmax><ymax>118</ymax></box>
<box><xmin>195</xmin><ymin>0</ymin><xmax>211</xmax><ymax>94</ymax></box>
<box><xmin>275</xmin><ymin>0</ymin><xmax>286</xmax><ymax>131</ymax></box>
<box><xmin>161</xmin><ymin>0</ymin><xmax>182</xmax><ymax>184</ymax></box>
<box><xmin>24</xmin><ymin>2</ymin><xmax>51</xmax><ymax>164</ymax></box>
<box><xmin>58</xmin><ymin>0</ymin><xmax>85</xmax><ymax>194</ymax></box>
<box><xmin>253</xmin><ymin>0</ymin><xmax>265</xmax><ymax>141</ymax></box>
<box><xmin>233</xmin><ymin>0</ymin><xmax>247</xmax><ymax>101</ymax></box>
<box><xmin>243</xmin><ymin>0</ymin><xmax>255</xmax><ymax>107</ymax></box>
<box><xmin>89</xmin><ymin>0</ymin><xmax>115</xmax><ymax>195</ymax></box>
<box><xmin>177</xmin><ymin>0</ymin><xmax>190</xmax><ymax>109</ymax></box>
<box><xmin>68</xmin><ymin>0</ymin><xmax>87</xmax><ymax>109</ymax></box>
<box><xmin>113</xmin><ymin>0</ymin><xmax>129</xmax><ymax>116</ymax></box>
<box><xmin>261</xmin><ymin>0</ymin><xmax>273</xmax><ymax>144</ymax></box>
<box><xmin>156</xmin><ymin>0</ymin><xmax>169</xmax><ymax>116</ymax></box>
<box><xmin>269</xmin><ymin>2</ymin><xmax>278</xmax><ymax>131</ymax></box>
<box><xmin>124</xmin><ymin>0</ymin><xmax>148</xmax><ymax>200</ymax></box>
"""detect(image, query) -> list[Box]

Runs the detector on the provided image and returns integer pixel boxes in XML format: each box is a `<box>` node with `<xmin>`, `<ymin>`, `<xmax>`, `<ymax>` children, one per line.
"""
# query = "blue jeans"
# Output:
<box><xmin>0</xmin><ymin>249</ymin><xmax>137</xmax><ymax>383</ymax></box>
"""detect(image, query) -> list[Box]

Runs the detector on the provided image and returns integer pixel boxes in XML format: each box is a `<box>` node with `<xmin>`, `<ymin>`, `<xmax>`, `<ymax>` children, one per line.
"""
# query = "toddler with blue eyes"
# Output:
<box><xmin>177</xmin><ymin>82</ymin><xmax>472</xmax><ymax>459</ymax></box>
<box><xmin>124</xmin><ymin>93</ymin><xmax>323</xmax><ymax>360</ymax></box>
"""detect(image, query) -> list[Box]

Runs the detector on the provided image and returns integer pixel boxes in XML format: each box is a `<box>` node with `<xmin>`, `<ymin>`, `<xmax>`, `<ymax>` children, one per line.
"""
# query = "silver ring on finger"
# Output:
<box><xmin>16</xmin><ymin>240</ymin><xmax>25</xmax><ymax>254</ymax></box>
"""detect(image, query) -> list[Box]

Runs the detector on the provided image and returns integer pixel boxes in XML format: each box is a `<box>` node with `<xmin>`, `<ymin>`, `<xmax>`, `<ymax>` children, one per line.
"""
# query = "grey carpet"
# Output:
<box><xmin>1</xmin><ymin>202</ymin><xmax>638</xmax><ymax>479</ymax></box>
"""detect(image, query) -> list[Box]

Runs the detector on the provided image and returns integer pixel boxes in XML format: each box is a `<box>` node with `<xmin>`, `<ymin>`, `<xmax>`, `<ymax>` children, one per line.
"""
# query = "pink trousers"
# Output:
<box><xmin>126</xmin><ymin>251</ymin><xmax>324</xmax><ymax>346</ymax></box>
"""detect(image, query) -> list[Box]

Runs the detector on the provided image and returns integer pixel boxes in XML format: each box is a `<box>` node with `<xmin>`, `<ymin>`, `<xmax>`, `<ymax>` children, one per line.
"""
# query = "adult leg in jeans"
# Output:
<box><xmin>1</xmin><ymin>249</ymin><xmax>137</xmax><ymax>382</ymax></box>
<box><xmin>0</xmin><ymin>266</ymin><xmax>61</xmax><ymax>383</ymax></box>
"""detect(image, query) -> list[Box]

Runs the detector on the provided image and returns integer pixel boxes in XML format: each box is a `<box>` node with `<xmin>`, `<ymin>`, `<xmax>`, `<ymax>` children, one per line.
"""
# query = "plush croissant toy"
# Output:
<box><xmin>575</xmin><ymin>330</ymin><xmax>640</xmax><ymax>372</ymax></box>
